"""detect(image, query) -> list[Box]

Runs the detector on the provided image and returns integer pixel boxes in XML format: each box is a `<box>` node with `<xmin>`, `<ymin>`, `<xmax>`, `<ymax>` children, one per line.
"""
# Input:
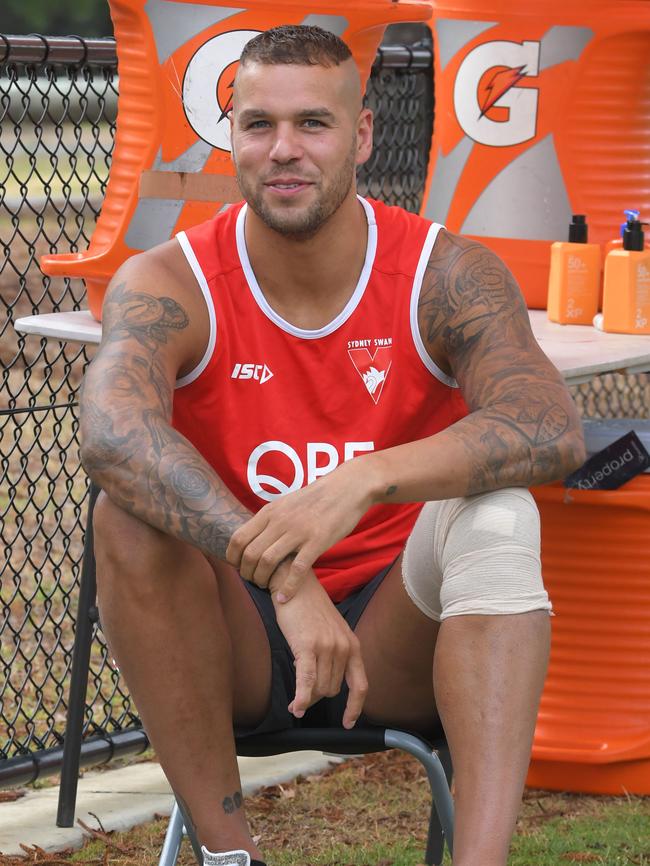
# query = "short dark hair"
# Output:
<box><xmin>240</xmin><ymin>24</ymin><xmax>352</xmax><ymax>68</ymax></box>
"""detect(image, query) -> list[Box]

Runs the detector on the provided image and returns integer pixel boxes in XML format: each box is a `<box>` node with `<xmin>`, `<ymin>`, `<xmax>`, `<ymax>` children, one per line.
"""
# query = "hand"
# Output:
<box><xmin>226</xmin><ymin>457</ymin><xmax>377</xmax><ymax>601</ymax></box>
<box><xmin>270</xmin><ymin>567</ymin><xmax>368</xmax><ymax>729</ymax></box>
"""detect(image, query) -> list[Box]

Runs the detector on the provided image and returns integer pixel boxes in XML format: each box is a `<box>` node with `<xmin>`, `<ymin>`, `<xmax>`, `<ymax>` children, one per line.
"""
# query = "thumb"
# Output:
<box><xmin>274</xmin><ymin>556</ymin><xmax>313</xmax><ymax>603</ymax></box>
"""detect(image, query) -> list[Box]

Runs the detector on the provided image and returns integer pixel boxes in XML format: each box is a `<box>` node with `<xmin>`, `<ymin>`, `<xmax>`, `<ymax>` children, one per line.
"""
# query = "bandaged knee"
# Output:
<box><xmin>402</xmin><ymin>488</ymin><xmax>552</xmax><ymax>621</ymax></box>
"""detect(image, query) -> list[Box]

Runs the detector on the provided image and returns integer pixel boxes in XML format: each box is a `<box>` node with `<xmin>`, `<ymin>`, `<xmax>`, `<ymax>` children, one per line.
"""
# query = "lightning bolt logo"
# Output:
<box><xmin>218</xmin><ymin>77</ymin><xmax>235</xmax><ymax>122</ymax></box>
<box><xmin>478</xmin><ymin>65</ymin><xmax>527</xmax><ymax>119</ymax></box>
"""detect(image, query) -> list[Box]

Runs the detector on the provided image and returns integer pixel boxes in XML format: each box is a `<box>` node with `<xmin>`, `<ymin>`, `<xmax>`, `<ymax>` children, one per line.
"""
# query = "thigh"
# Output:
<box><xmin>209</xmin><ymin>557</ymin><xmax>278</xmax><ymax>728</ymax></box>
<box><xmin>353</xmin><ymin>553</ymin><xmax>442</xmax><ymax>735</ymax></box>
<box><xmin>93</xmin><ymin>491</ymin><xmax>274</xmax><ymax>728</ymax></box>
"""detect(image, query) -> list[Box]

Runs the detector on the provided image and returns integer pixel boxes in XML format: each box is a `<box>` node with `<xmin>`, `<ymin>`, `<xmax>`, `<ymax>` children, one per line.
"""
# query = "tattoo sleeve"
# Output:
<box><xmin>418</xmin><ymin>232</ymin><xmax>585</xmax><ymax>493</ymax></box>
<box><xmin>80</xmin><ymin>280</ymin><xmax>250</xmax><ymax>560</ymax></box>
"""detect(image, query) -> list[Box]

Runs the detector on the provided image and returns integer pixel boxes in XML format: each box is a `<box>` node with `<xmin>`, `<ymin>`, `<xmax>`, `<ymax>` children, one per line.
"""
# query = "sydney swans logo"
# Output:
<box><xmin>348</xmin><ymin>344</ymin><xmax>392</xmax><ymax>404</ymax></box>
<box><xmin>182</xmin><ymin>29</ymin><xmax>261</xmax><ymax>152</ymax></box>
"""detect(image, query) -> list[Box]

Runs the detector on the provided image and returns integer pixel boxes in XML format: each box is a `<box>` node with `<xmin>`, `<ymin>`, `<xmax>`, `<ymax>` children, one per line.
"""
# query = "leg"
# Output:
<box><xmin>93</xmin><ymin>492</ymin><xmax>271</xmax><ymax>858</ymax></box>
<box><xmin>354</xmin><ymin>489</ymin><xmax>551</xmax><ymax>866</ymax></box>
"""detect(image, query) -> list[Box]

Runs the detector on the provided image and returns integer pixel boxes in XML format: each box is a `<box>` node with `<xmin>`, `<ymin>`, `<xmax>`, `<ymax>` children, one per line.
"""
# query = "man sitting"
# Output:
<box><xmin>80</xmin><ymin>24</ymin><xmax>585</xmax><ymax>866</ymax></box>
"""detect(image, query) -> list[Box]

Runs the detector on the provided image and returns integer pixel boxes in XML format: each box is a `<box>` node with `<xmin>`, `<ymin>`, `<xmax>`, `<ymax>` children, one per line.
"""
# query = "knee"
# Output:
<box><xmin>449</xmin><ymin>487</ymin><xmax>540</xmax><ymax>553</ymax></box>
<box><xmin>401</xmin><ymin>499</ymin><xmax>446</xmax><ymax>622</ymax></box>
<box><xmin>402</xmin><ymin>489</ymin><xmax>550</xmax><ymax>622</ymax></box>
<box><xmin>92</xmin><ymin>492</ymin><xmax>175</xmax><ymax>593</ymax></box>
<box><xmin>440</xmin><ymin>487</ymin><xmax>550</xmax><ymax>619</ymax></box>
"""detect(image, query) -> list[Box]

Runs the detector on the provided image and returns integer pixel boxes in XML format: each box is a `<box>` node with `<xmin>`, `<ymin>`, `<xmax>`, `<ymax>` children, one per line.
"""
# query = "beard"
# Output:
<box><xmin>234</xmin><ymin>139</ymin><xmax>357</xmax><ymax>241</ymax></box>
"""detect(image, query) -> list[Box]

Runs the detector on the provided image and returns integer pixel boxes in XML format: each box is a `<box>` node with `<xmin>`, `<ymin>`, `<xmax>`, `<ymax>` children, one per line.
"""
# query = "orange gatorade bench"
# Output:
<box><xmin>423</xmin><ymin>0</ymin><xmax>650</xmax><ymax>308</ymax></box>
<box><xmin>39</xmin><ymin>0</ymin><xmax>431</xmax><ymax>320</ymax></box>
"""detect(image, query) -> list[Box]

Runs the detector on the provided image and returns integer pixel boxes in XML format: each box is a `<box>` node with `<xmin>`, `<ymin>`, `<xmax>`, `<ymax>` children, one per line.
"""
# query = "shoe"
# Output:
<box><xmin>201</xmin><ymin>848</ymin><xmax>252</xmax><ymax>866</ymax></box>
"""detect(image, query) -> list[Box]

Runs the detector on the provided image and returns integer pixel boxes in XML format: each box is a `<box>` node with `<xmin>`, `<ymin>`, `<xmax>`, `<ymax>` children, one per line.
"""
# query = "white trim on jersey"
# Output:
<box><xmin>409</xmin><ymin>223</ymin><xmax>459</xmax><ymax>389</ymax></box>
<box><xmin>236</xmin><ymin>196</ymin><xmax>378</xmax><ymax>341</ymax></box>
<box><xmin>174</xmin><ymin>230</ymin><xmax>218</xmax><ymax>389</ymax></box>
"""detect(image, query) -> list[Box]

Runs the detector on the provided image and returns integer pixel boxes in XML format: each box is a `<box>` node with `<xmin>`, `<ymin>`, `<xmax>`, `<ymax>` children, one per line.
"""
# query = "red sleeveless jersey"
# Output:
<box><xmin>172</xmin><ymin>197</ymin><xmax>468</xmax><ymax>601</ymax></box>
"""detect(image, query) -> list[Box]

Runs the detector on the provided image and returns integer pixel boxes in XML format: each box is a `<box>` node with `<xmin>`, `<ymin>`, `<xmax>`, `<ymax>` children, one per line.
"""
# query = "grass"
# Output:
<box><xmin>2</xmin><ymin>751</ymin><xmax>649</xmax><ymax>866</ymax></box>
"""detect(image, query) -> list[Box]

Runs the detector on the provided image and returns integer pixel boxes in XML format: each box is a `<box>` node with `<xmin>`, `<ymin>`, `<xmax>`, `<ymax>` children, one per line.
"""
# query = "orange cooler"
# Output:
<box><xmin>528</xmin><ymin>420</ymin><xmax>650</xmax><ymax>794</ymax></box>
<box><xmin>422</xmin><ymin>0</ymin><xmax>650</xmax><ymax>308</ymax></box>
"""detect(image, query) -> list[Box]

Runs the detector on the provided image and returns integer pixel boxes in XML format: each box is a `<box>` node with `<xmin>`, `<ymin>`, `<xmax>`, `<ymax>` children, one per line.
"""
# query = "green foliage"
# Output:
<box><xmin>2</xmin><ymin>0</ymin><xmax>113</xmax><ymax>37</ymax></box>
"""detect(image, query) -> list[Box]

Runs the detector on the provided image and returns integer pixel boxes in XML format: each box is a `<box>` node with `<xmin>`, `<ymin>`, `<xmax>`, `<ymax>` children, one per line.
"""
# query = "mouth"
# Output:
<box><xmin>264</xmin><ymin>179</ymin><xmax>314</xmax><ymax>195</ymax></box>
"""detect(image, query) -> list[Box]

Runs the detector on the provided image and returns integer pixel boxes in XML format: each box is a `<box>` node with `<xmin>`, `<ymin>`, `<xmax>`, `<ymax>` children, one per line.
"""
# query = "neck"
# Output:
<box><xmin>243</xmin><ymin>189</ymin><xmax>369</xmax><ymax>330</ymax></box>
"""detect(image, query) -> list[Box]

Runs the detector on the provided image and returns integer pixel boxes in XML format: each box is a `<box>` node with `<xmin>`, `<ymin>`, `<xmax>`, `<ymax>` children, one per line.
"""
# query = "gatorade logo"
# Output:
<box><xmin>454</xmin><ymin>40</ymin><xmax>540</xmax><ymax>147</ymax></box>
<box><xmin>247</xmin><ymin>440</ymin><xmax>375</xmax><ymax>501</ymax></box>
<box><xmin>183</xmin><ymin>29</ymin><xmax>261</xmax><ymax>152</ymax></box>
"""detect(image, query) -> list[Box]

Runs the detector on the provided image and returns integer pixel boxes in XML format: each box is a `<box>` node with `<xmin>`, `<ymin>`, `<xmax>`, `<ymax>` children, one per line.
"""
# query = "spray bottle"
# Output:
<box><xmin>596</xmin><ymin>213</ymin><xmax>650</xmax><ymax>334</ymax></box>
<box><xmin>547</xmin><ymin>215</ymin><xmax>601</xmax><ymax>325</ymax></box>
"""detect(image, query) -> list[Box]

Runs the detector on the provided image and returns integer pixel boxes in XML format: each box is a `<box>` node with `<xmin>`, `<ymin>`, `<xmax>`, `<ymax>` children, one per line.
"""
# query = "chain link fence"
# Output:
<box><xmin>0</xmin><ymin>31</ymin><xmax>437</xmax><ymax>785</ymax></box>
<box><xmin>1</xmin><ymin>28</ymin><xmax>648</xmax><ymax>790</ymax></box>
<box><xmin>0</xmin><ymin>35</ymin><xmax>146</xmax><ymax>786</ymax></box>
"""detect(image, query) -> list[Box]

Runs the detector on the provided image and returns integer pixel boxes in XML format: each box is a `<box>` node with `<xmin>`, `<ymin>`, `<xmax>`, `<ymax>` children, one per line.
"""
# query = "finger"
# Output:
<box><xmin>238</xmin><ymin>527</ymin><xmax>288</xmax><ymax>583</ymax></box>
<box><xmin>342</xmin><ymin>647</ymin><xmax>368</xmax><ymax>730</ymax></box>
<box><xmin>315</xmin><ymin>646</ymin><xmax>336</xmax><ymax>700</ymax></box>
<box><xmin>292</xmin><ymin>651</ymin><xmax>318</xmax><ymax>718</ymax></box>
<box><xmin>226</xmin><ymin>514</ymin><xmax>267</xmax><ymax>569</ymax></box>
<box><xmin>274</xmin><ymin>545</ymin><xmax>321</xmax><ymax>602</ymax></box>
<box><xmin>328</xmin><ymin>639</ymin><xmax>347</xmax><ymax>698</ymax></box>
<box><xmin>251</xmin><ymin>536</ymin><xmax>298</xmax><ymax>589</ymax></box>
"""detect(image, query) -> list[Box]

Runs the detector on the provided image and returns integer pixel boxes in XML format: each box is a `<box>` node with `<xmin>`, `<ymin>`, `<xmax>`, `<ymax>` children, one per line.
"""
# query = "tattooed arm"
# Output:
<box><xmin>80</xmin><ymin>248</ymin><xmax>251</xmax><ymax>559</ymax></box>
<box><xmin>363</xmin><ymin>231</ymin><xmax>586</xmax><ymax>501</ymax></box>
<box><xmin>417</xmin><ymin>232</ymin><xmax>585</xmax><ymax>491</ymax></box>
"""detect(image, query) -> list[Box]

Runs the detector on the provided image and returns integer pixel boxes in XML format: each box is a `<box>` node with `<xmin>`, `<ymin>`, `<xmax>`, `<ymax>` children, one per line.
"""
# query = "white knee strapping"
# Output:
<box><xmin>402</xmin><ymin>488</ymin><xmax>552</xmax><ymax>621</ymax></box>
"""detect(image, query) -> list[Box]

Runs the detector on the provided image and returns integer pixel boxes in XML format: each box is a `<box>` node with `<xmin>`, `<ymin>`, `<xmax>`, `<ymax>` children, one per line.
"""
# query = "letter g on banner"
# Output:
<box><xmin>183</xmin><ymin>29</ymin><xmax>261</xmax><ymax>152</ymax></box>
<box><xmin>454</xmin><ymin>40</ymin><xmax>540</xmax><ymax>147</ymax></box>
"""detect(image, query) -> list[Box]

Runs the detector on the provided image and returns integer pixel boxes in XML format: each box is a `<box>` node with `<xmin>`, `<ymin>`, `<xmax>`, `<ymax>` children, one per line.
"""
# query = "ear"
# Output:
<box><xmin>355</xmin><ymin>107</ymin><xmax>373</xmax><ymax>167</ymax></box>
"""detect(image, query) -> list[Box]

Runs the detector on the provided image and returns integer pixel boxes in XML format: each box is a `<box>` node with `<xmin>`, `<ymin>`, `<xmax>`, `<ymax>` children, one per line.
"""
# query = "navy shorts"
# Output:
<box><xmin>235</xmin><ymin>563</ymin><xmax>392</xmax><ymax>739</ymax></box>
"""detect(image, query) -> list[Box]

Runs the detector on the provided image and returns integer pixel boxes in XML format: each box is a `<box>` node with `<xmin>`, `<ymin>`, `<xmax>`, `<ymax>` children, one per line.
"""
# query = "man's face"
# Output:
<box><xmin>230</xmin><ymin>59</ymin><xmax>372</xmax><ymax>239</ymax></box>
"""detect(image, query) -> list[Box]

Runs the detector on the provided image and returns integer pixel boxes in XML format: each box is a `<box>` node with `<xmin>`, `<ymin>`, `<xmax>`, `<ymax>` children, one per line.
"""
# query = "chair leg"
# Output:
<box><xmin>424</xmin><ymin>740</ymin><xmax>453</xmax><ymax>866</ymax></box>
<box><xmin>384</xmin><ymin>730</ymin><xmax>454</xmax><ymax>866</ymax></box>
<box><xmin>159</xmin><ymin>802</ymin><xmax>186</xmax><ymax>866</ymax></box>
<box><xmin>173</xmin><ymin>796</ymin><xmax>204</xmax><ymax>865</ymax></box>
<box><xmin>56</xmin><ymin>481</ymin><xmax>101</xmax><ymax>827</ymax></box>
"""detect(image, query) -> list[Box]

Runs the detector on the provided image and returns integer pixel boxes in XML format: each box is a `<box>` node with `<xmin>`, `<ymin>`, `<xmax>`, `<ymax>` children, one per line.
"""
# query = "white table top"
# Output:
<box><xmin>528</xmin><ymin>311</ymin><xmax>650</xmax><ymax>385</ymax></box>
<box><xmin>14</xmin><ymin>309</ymin><xmax>650</xmax><ymax>387</ymax></box>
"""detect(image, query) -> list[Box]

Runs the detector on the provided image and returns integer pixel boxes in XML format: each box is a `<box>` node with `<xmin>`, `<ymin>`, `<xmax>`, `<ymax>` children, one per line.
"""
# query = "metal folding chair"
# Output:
<box><xmin>159</xmin><ymin>726</ymin><xmax>454</xmax><ymax>866</ymax></box>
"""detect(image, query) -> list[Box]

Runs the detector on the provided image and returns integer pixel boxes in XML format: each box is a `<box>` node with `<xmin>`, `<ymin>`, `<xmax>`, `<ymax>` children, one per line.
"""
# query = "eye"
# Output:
<box><xmin>302</xmin><ymin>118</ymin><xmax>325</xmax><ymax>128</ymax></box>
<box><xmin>246</xmin><ymin>120</ymin><xmax>270</xmax><ymax>129</ymax></box>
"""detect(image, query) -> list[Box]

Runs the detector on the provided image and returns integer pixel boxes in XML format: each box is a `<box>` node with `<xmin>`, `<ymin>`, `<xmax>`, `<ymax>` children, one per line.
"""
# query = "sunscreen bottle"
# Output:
<box><xmin>547</xmin><ymin>215</ymin><xmax>601</xmax><ymax>325</ymax></box>
<box><xmin>599</xmin><ymin>214</ymin><xmax>650</xmax><ymax>334</ymax></box>
<box><xmin>604</xmin><ymin>209</ymin><xmax>650</xmax><ymax>258</ymax></box>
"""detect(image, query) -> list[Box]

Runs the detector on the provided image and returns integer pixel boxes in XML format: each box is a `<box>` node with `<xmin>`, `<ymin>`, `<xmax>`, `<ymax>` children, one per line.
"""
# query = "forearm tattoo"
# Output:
<box><xmin>80</xmin><ymin>281</ymin><xmax>250</xmax><ymax>559</ymax></box>
<box><xmin>419</xmin><ymin>232</ymin><xmax>584</xmax><ymax>493</ymax></box>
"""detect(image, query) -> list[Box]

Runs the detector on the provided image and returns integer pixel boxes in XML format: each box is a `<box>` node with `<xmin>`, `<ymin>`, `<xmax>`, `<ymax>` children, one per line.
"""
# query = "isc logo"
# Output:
<box><xmin>231</xmin><ymin>363</ymin><xmax>274</xmax><ymax>384</ymax></box>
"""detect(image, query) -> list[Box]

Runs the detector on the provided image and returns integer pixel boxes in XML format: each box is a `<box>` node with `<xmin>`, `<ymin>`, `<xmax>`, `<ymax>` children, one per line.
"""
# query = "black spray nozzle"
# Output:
<box><xmin>623</xmin><ymin>214</ymin><xmax>648</xmax><ymax>251</ymax></box>
<box><xmin>568</xmin><ymin>214</ymin><xmax>588</xmax><ymax>244</ymax></box>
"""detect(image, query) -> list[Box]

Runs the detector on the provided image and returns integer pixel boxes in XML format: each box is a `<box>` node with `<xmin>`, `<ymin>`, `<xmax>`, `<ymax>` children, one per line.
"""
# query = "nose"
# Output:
<box><xmin>269</xmin><ymin>122</ymin><xmax>303</xmax><ymax>163</ymax></box>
